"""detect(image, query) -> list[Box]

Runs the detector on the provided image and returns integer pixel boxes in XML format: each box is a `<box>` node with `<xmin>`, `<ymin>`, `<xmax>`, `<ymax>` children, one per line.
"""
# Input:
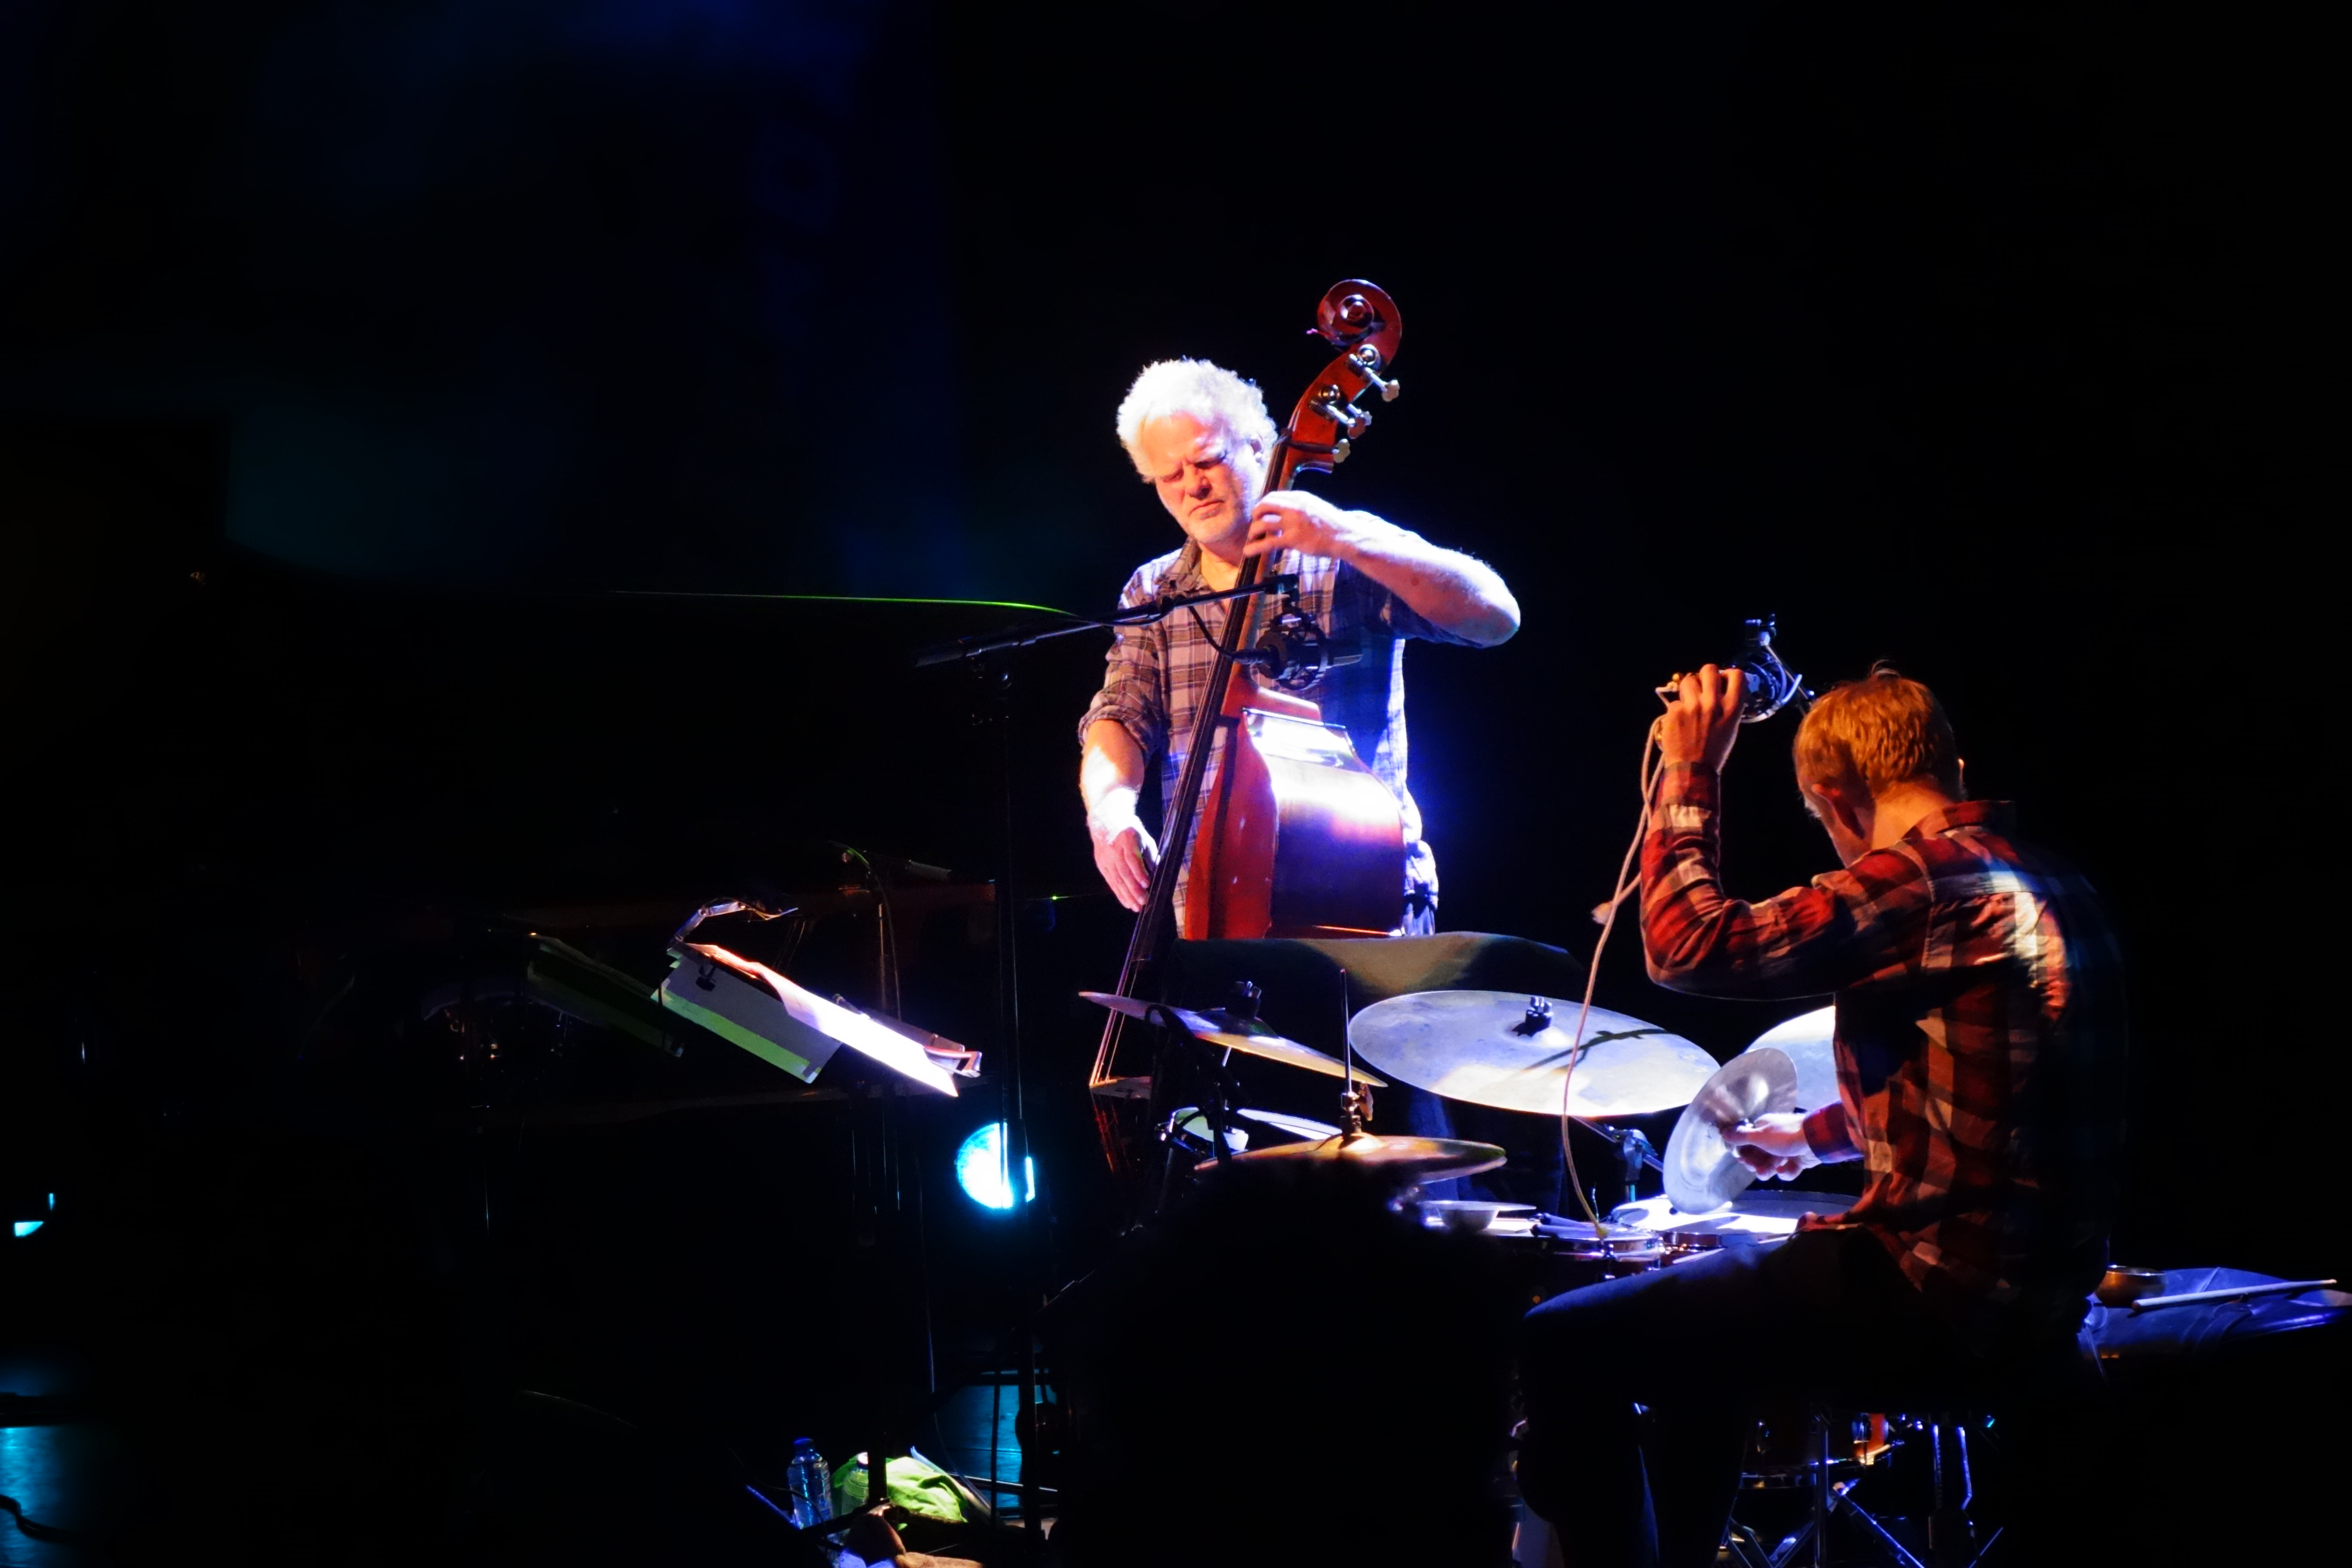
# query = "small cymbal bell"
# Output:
<box><xmin>1662</xmin><ymin>1047</ymin><xmax>1799</xmax><ymax>1213</ymax></box>
<box><xmin>1228</xmin><ymin>1130</ymin><xmax>1507</xmax><ymax>1183</ymax></box>
<box><xmin>1079</xmin><ymin>991</ymin><xmax>1386</xmax><ymax>1085</ymax></box>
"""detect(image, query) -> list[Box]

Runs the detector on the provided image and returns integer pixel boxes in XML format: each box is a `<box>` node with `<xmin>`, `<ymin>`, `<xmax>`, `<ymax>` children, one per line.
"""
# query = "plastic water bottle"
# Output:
<box><xmin>785</xmin><ymin>1437</ymin><xmax>833</xmax><ymax>1531</ymax></box>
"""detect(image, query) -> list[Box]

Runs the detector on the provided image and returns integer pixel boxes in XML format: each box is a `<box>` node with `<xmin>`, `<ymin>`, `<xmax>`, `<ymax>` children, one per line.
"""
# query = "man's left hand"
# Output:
<box><xmin>1242</xmin><ymin>490</ymin><xmax>1379</xmax><ymax>561</ymax></box>
<box><xmin>1724</xmin><ymin>1112</ymin><xmax>1819</xmax><ymax>1180</ymax></box>
<box><xmin>1657</xmin><ymin>663</ymin><xmax>1746</xmax><ymax>772</ymax></box>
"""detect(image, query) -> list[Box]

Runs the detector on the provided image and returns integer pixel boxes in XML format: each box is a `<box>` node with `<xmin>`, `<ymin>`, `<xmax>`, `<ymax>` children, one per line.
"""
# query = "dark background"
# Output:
<box><xmin>0</xmin><ymin>0</ymin><xmax>2335</xmax><ymax>1554</ymax></box>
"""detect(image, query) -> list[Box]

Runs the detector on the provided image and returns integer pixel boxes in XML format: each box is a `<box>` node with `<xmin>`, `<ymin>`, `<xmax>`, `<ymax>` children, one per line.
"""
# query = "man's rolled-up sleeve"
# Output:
<box><xmin>1352</xmin><ymin>546</ymin><xmax>1483</xmax><ymax>648</ymax></box>
<box><xmin>1078</xmin><ymin>569</ymin><xmax>1167</xmax><ymax>759</ymax></box>
<box><xmin>1801</xmin><ymin>1102</ymin><xmax>1861</xmax><ymax>1162</ymax></box>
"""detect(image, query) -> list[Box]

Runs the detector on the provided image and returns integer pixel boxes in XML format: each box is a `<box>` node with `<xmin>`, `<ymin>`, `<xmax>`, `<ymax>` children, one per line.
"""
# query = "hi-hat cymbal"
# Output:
<box><xmin>1744</xmin><ymin>1006</ymin><xmax>1839</xmax><ymax>1112</ymax></box>
<box><xmin>1345</xmin><ymin>991</ymin><xmax>1718</xmax><ymax>1117</ymax></box>
<box><xmin>1229</xmin><ymin>1130</ymin><xmax>1507</xmax><ymax>1183</ymax></box>
<box><xmin>1663</xmin><ymin>1047</ymin><xmax>1799</xmax><ymax>1213</ymax></box>
<box><xmin>1080</xmin><ymin>992</ymin><xmax>1386</xmax><ymax>1085</ymax></box>
<box><xmin>1171</xmin><ymin>1106</ymin><xmax>1344</xmax><ymax>1156</ymax></box>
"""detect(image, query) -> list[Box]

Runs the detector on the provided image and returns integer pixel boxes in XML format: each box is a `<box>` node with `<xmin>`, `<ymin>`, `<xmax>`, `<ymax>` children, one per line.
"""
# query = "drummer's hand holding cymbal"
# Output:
<box><xmin>1724</xmin><ymin>1112</ymin><xmax>1819</xmax><ymax>1181</ymax></box>
<box><xmin>1657</xmin><ymin>662</ymin><xmax>1747</xmax><ymax>771</ymax></box>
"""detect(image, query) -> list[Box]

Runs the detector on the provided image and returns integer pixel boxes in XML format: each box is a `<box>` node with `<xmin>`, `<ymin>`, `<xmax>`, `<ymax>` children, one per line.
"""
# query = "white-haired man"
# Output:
<box><xmin>1078</xmin><ymin>358</ymin><xmax>1519</xmax><ymax>932</ymax></box>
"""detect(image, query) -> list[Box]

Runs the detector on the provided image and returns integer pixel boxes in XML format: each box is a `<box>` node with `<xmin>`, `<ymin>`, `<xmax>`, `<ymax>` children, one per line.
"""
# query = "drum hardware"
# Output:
<box><xmin>1658</xmin><ymin>1228</ymin><xmax>1724</xmax><ymax>1264</ymax></box>
<box><xmin>1662</xmin><ymin>1048</ymin><xmax>1801</xmax><ymax>1213</ymax></box>
<box><xmin>1530</xmin><ymin>1216</ymin><xmax>1664</xmax><ymax>1263</ymax></box>
<box><xmin>1084</xmin><ymin>977</ymin><xmax>1426</xmax><ymax>1202</ymax></box>
<box><xmin>1410</xmin><ymin>1198</ymin><xmax>1535</xmax><ymax>1232</ymax></box>
<box><xmin>1614</xmin><ymin>1127</ymin><xmax>1657</xmax><ymax>1206</ymax></box>
<box><xmin>1225</xmin><ymin>974</ymin><xmax>1506</xmax><ymax>1185</ymax></box>
<box><xmin>1727</xmin><ymin>1409</ymin><xmax>2002</xmax><ymax>1568</ymax></box>
<box><xmin>1609</xmin><ymin>1188</ymin><xmax>1856</xmax><ymax>1244</ymax></box>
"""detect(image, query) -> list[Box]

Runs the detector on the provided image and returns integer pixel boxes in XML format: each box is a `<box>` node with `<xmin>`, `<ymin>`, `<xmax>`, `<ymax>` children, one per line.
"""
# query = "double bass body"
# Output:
<box><xmin>1183</xmin><ymin>687</ymin><xmax>1404</xmax><ymax>940</ymax></box>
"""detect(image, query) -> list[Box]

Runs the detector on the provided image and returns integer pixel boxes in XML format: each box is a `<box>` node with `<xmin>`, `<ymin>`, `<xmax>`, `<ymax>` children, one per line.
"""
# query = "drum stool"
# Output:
<box><xmin>1724</xmin><ymin>1267</ymin><xmax>2348</xmax><ymax>1565</ymax></box>
<box><xmin>1724</xmin><ymin>1407</ymin><xmax>2000</xmax><ymax>1568</ymax></box>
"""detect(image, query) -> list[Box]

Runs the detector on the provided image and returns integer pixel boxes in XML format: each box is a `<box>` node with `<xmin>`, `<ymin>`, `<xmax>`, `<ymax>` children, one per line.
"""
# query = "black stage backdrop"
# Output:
<box><xmin>0</xmin><ymin>0</ymin><xmax>2335</xmax><ymax>1535</ymax></box>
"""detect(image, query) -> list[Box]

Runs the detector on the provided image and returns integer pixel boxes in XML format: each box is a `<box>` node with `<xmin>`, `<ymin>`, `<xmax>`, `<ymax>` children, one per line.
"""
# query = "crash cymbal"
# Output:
<box><xmin>1743</xmin><ymin>1006</ymin><xmax>1839</xmax><ymax>1113</ymax></box>
<box><xmin>1662</xmin><ymin>1047</ymin><xmax>1799</xmax><ymax>1213</ymax></box>
<box><xmin>1229</xmin><ymin>1130</ymin><xmax>1507</xmax><ymax>1182</ymax></box>
<box><xmin>1345</xmin><ymin>991</ymin><xmax>1719</xmax><ymax>1117</ymax></box>
<box><xmin>1079</xmin><ymin>992</ymin><xmax>1386</xmax><ymax>1085</ymax></box>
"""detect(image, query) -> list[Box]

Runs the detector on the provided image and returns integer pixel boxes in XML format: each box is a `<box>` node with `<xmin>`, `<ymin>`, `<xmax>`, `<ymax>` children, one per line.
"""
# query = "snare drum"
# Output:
<box><xmin>1657</xmin><ymin>1228</ymin><xmax>1724</xmax><ymax>1264</ymax></box>
<box><xmin>1504</xmin><ymin>1219</ymin><xmax>1667</xmax><ymax>1304</ymax></box>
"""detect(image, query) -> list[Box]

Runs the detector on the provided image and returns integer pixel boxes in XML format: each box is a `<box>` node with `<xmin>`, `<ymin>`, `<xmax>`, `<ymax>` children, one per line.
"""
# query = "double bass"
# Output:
<box><xmin>1088</xmin><ymin>280</ymin><xmax>1411</xmax><ymax>1120</ymax></box>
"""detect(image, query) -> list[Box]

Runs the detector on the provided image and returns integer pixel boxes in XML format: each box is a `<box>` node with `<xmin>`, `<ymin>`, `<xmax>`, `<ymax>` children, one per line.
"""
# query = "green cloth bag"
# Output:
<box><xmin>829</xmin><ymin>1451</ymin><xmax>985</xmax><ymax>1525</ymax></box>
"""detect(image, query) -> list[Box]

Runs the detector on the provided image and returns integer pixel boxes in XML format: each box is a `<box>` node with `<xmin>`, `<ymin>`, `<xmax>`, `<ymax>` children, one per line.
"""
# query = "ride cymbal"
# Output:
<box><xmin>1743</xmin><ymin>1006</ymin><xmax>1839</xmax><ymax>1113</ymax></box>
<box><xmin>1345</xmin><ymin>991</ymin><xmax>1718</xmax><ymax>1117</ymax></box>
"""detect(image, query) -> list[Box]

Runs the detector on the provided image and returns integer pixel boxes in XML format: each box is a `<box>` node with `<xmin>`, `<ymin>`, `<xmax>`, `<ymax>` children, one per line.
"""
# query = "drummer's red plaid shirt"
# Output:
<box><xmin>1640</xmin><ymin>762</ymin><xmax>2127</xmax><ymax>1354</ymax></box>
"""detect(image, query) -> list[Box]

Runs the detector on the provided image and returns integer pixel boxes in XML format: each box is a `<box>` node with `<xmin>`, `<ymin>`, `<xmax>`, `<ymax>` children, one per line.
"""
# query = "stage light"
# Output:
<box><xmin>953</xmin><ymin>1123</ymin><xmax>1034</xmax><ymax>1212</ymax></box>
<box><xmin>11</xmin><ymin>1194</ymin><xmax>54</xmax><ymax>1239</ymax></box>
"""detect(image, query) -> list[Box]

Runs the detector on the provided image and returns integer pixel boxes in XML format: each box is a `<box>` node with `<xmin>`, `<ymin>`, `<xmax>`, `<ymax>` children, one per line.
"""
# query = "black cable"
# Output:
<box><xmin>0</xmin><ymin>1492</ymin><xmax>86</xmax><ymax>1544</ymax></box>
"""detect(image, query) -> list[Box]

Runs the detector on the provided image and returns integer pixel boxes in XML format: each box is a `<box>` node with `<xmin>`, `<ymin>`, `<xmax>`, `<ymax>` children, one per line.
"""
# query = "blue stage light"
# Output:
<box><xmin>953</xmin><ymin>1123</ymin><xmax>1034</xmax><ymax>1212</ymax></box>
<box><xmin>11</xmin><ymin>1194</ymin><xmax>54</xmax><ymax>1239</ymax></box>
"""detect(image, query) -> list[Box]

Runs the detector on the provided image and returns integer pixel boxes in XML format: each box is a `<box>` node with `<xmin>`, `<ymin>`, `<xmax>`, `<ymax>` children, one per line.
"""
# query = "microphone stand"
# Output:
<box><xmin>910</xmin><ymin>576</ymin><xmax>1299</xmax><ymax>668</ymax></box>
<box><xmin>906</xmin><ymin>579</ymin><xmax>1289</xmax><ymax>1537</ymax></box>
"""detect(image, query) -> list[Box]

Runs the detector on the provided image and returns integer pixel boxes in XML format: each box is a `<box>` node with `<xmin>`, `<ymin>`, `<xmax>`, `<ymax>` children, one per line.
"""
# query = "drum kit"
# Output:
<box><xmin>1078</xmin><ymin>988</ymin><xmax>1994</xmax><ymax>1562</ymax></box>
<box><xmin>1079</xmin><ymin>983</ymin><xmax>1848</xmax><ymax>1254</ymax></box>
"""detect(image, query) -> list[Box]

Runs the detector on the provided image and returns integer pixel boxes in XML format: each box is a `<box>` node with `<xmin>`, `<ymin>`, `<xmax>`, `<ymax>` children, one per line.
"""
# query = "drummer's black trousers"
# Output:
<box><xmin>1516</xmin><ymin>1228</ymin><xmax>1994</xmax><ymax>1568</ymax></box>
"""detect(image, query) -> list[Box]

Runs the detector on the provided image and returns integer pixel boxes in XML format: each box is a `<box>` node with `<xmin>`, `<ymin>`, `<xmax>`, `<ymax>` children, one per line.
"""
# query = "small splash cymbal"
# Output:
<box><xmin>1662</xmin><ymin>1048</ymin><xmax>1799</xmax><ymax>1213</ymax></box>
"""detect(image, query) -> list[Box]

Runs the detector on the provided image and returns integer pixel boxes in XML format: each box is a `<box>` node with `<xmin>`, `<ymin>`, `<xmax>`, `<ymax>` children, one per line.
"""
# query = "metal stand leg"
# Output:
<box><xmin>1812</xmin><ymin>1414</ymin><xmax>1831</xmax><ymax>1567</ymax></box>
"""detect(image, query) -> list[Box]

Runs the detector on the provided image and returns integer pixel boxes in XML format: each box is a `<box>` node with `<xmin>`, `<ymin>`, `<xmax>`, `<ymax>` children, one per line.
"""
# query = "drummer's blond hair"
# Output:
<box><xmin>1116</xmin><ymin>359</ymin><xmax>1280</xmax><ymax>467</ymax></box>
<box><xmin>1793</xmin><ymin>664</ymin><xmax>1964</xmax><ymax>797</ymax></box>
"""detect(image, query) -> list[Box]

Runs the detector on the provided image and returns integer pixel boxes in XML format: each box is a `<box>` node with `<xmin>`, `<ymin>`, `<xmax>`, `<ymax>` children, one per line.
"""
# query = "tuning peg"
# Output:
<box><xmin>1316</xmin><ymin>389</ymin><xmax>1370</xmax><ymax>434</ymax></box>
<box><xmin>1352</xmin><ymin>346</ymin><xmax>1402</xmax><ymax>403</ymax></box>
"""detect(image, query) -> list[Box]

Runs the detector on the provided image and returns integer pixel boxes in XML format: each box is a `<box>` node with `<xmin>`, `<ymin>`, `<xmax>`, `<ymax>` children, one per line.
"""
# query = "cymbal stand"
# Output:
<box><xmin>1146</xmin><ymin>992</ymin><xmax>1250</xmax><ymax>1211</ymax></box>
<box><xmin>1336</xmin><ymin>969</ymin><xmax>1369</xmax><ymax>1141</ymax></box>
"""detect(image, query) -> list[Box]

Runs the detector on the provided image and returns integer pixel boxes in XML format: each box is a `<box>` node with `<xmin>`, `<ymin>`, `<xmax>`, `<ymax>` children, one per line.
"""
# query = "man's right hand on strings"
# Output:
<box><xmin>1087</xmin><ymin>791</ymin><xmax>1160</xmax><ymax>912</ymax></box>
<box><xmin>1724</xmin><ymin>1112</ymin><xmax>1820</xmax><ymax>1181</ymax></box>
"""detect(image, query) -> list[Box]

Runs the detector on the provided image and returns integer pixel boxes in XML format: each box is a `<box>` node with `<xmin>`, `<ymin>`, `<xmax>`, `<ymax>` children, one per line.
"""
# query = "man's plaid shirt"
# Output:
<box><xmin>1079</xmin><ymin>538</ymin><xmax>1472</xmax><ymax>927</ymax></box>
<box><xmin>1641</xmin><ymin>762</ymin><xmax>2126</xmax><ymax>1353</ymax></box>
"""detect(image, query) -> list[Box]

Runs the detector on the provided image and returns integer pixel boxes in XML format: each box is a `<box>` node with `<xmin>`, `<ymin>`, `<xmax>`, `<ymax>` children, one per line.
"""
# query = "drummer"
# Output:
<box><xmin>1517</xmin><ymin>664</ymin><xmax>2126</xmax><ymax>1568</ymax></box>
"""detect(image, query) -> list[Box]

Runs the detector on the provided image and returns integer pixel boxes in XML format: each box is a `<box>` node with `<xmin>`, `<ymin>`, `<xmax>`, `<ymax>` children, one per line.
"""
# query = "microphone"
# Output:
<box><xmin>1658</xmin><ymin>614</ymin><xmax>1812</xmax><ymax>723</ymax></box>
<box><xmin>1730</xmin><ymin>615</ymin><xmax>1810</xmax><ymax>723</ymax></box>
<box><xmin>1240</xmin><ymin>598</ymin><xmax>1360</xmax><ymax>691</ymax></box>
